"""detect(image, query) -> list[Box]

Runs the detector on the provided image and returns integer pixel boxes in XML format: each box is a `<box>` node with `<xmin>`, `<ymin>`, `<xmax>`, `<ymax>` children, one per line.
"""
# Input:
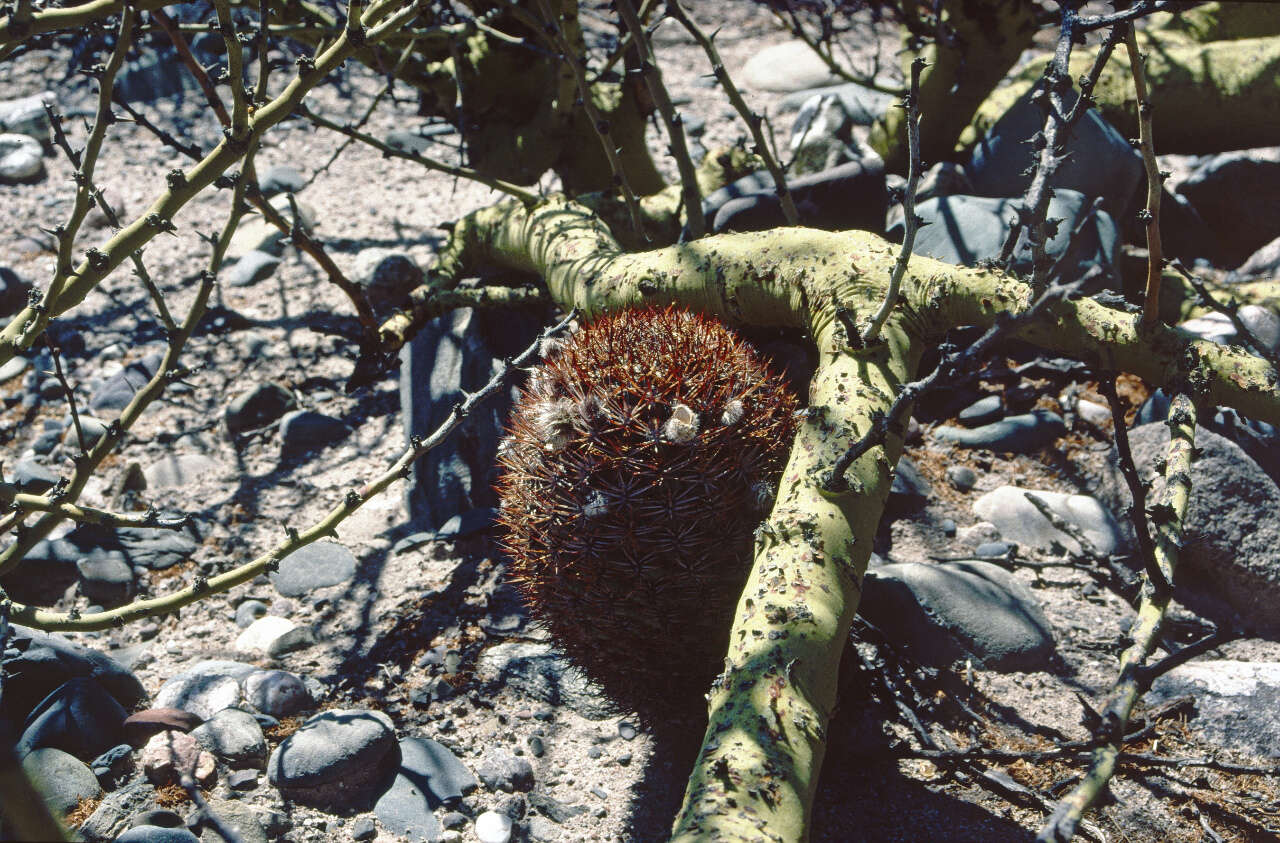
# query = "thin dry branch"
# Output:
<box><xmin>1125</xmin><ymin>25</ymin><xmax>1163</xmax><ymax>330</ymax></box>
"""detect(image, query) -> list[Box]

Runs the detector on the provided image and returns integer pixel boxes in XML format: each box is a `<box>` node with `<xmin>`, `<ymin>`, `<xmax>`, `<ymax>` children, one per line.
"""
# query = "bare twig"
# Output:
<box><xmin>666</xmin><ymin>0</ymin><xmax>799</xmax><ymax>226</ymax></box>
<box><xmin>1125</xmin><ymin>25</ymin><xmax>1164</xmax><ymax>330</ymax></box>
<box><xmin>862</xmin><ymin>56</ymin><xmax>924</xmax><ymax>345</ymax></box>
<box><xmin>151</xmin><ymin>7</ymin><xmax>230</xmax><ymax>126</ymax></box>
<box><xmin>1038</xmin><ymin>391</ymin><xmax>1199</xmax><ymax>842</ymax></box>
<box><xmin>614</xmin><ymin>0</ymin><xmax>705</xmax><ymax>238</ymax></box>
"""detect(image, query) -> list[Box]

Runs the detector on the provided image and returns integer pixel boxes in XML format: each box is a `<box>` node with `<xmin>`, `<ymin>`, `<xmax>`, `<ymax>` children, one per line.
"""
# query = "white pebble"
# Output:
<box><xmin>474</xmin><ymin>810</ymin><xmax>513</xmax><ymax>843</ymax></box>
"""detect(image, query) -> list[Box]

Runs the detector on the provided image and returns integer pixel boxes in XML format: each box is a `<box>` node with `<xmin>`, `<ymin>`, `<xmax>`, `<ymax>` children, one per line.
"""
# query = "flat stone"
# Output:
<box><xmin>1234</xmin><ymin>233</ymin><xmax>1280</xmax><ymax>279</ymax></box>
<box><xmin>17</xmin><ymin>677</ymin><xmax>128</xmax><ymax>760</ymax></box>
<box><xmin>143</xmin><ymin>454</ymin><xmax>220</xmax><ymax>489</ymax></box>
<box><xmin>153</xmin><ymin>660</ymin><xmax>257</xmax><ymax>719</ymax></box>
<box><xmin>352</xmin><ymin>816</ymin><xmax>378</xmax><ymax>840</ymax></box>
<box><xmin>475</xmin><ymin>643</ymin><xmax>614</xmax><ymax>720</ymax></box>
<box><xmin>394</xmin><ymin>736</ymin><xmax>477</xmax><ymax>806</ymax></box>
<box><xmin>76</xmin><ymin>779</ymin><xmax>157</xmax><ymax>840</ymax></box>
<box><xmin>738</xmin><ymin>41</ymin><xmax>841</xmax><ymax>92</ymax></box>
<box><xmin>226</xmin><ymin>250</ymin><xmax>281</xmax><ymax>287</ymax></box>
<box><xmin>243</xmin><ymin>669</ymin><xmax>313</xmax><ymax>718</ymax></box>
<box><xmin>887</xmin><ymin>455</ymin><xmax>931</xmax><ymax>512</ymax></box>
<box><xmin>0</xmin><ymin>91</ymin><xmax>55</xmax><ymax>141</ymax></box>
<box><xmin>11</xmin><ymin>457</ymin><xmax>57</xmax><ymax>493</ymax></box>
<box><xmin>972</xmin><ymin>486</ymin><xmax>1125</xmax><ymax>557</ymax></box>
<box><xmin>706</xmin><ymin>159</ymin><xmax>886</xmax><ymax>235</ymax></box>
<box><xmin>141</xmin><ymin>729</ymin><xmax>216</xmax><ymax>787</ymax></box>
<box><xmin>780</xmin><ymin>82</ymin><xmax>895</xmax><ymax>123</ymax></box>
<box><xmin>860</xmin><ymin>561</ymin><xmax>1057</xmax><ymax>671</ymax></box>
<box><xmin>91</xmin><ymin>742</ymin><xmax>135</xmax><ymax>789</ymax></box>
<box><xmin>374</xmin><ymin>766</ymin><xmax>446</xmax><ymax>842</ymax></box>
<box><xmin>476</xmin><ymin>748</ymin><xmax>534</xmax><ymax>793</ymax></box>
<box><xmin>279</xmin><ymin>410</ymin><xmax>349</xmax><ymax>459</ymax></box>
<box><xmin>197</xmin><ymin>799</ymin><xmax>268</xmax><ymax>843</ymax></box>
<box><xmin>191</xmin><ymin>707</ymin><xmax>267</xmax><ymax>768</ymax></box>
<box><xmin>76</xmin><ymin>552</ymin><xmax>134</xmax><ymax>605</ymax></box>
<box><xmin>258</xmin><ymin>164</ymin><xmax>306</xmax><ymax>197</ymax></box>
<box><xmin>234</xmin><ymin>616</ymin><xmax>314</xmax><ymax>657</ymax></box>
<box><xmin>1178</xmin><ymin>147</ymin><xmax>1280</xmax><ymax>265</ymax></box>
<box><xmin>1148</xmin><ymin>661</ymin><xmax>1280</xmax><ymax>759</ymax></box>
<box><xmin>123</xmin><ymin>708</ymin><xmax>204</xmax><ymax>747</ymax></box>
<box><xmin>22</xmin><ymin>747</ymin><xmax>102</xmax><ymax>818</ymax></box>
<box><xmin>90</xmin><ymin>350</ymin><xmax>164</xmax><ymax>415</ymax></box>
<box><xmin>116</xmin><ymin>826</ymin><xmax>200</xmax><ymax>843</ymax></box>
<box><xmin>113</xmin><ymin>50</ymin><xmax>191</xmax><ymax>103</ymax></box>
<box><xmin>0</xmin><ymin>132</ymin><xmax>44</xmax><ymax>183</ymax></box>
<box><xmin>269</xmin><ymin>540</ymin><xmax>357</xmax><ymax>595</ymax></box>
<box><xmin>267</xmin><ymin>709</ymin><xmax>400</xmax><ymax>809</ymax></box>
<box><xmin>958</xmin><ymin>395</ymin><xmax>1003</xmax><ymax>427</ymax></box>
<box><xmin>234</xmin><ymin>599</ymin><xmax>269</xmax><ymax>628</ymax></box>
<box><xmin>226</xmin><ymin>196</ymin><xmax>316</xmax><ymax>260</ymax></box>
<box><xmin>933</xmin><ymin>410</ymin><xmax>1066</xmax><ymax>453</ymax></box>
<box><xmin>24</xmin><ymin>524</ymin><xmax>199</xmax><ymax>575</ymax></box>
<box><xmin>0</xmin><ymin>354</ymin><xmax>29</xmax><ymax>381</ymax></box>
<box><xmin>946</xmin><ymin>465</ymin><xmax>978</xmax><ymax>492</ymax></box>
<box><xmin>352</xmin><ymin>248</ymin><xmax>423</xmax><ymax>311</ymax></box>
<box><xmin>225</xmin><ymin>381</ymin><xmax>295</xmax><ymax>435</ymax></box>
<box><xmin>0</xmin><ymin>265</ymin><xmax>31</xmax><ymax>317</ymax></box>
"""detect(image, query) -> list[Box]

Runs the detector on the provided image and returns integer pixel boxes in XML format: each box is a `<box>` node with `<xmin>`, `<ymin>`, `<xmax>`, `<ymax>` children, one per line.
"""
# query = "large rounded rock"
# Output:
<box><xmin>0</xmin><ymin>133</ymin><xmax>43</xmax><ymax>183</ymax></box>
<box><xmin>17</xmin><ymin>677</ymin><xmax>128</xmax><ymax>759</ymax></box>
<box><xmin>22</xmin><ymin>747</ymin><xmax>102</xmax><ymax>817</ymax></box>
<box><xmin>860</xmin><ymin>561</ymin><xmax>1057</xmax><ymax>672</ymax></box>
<box><xmin>267</xmin><ymin>709</ymin><xmax>400</xmax><ymax>808</ymax></box>
<box><xmin>1097</xmin><ymin>423</ymin><xmax>1280</xmax><ymax>636</ymax></box>
<box><xmin>153</xmin><ymin>660</ymin><xmax>256</xmax><ymax>719</ymax></box>
<box><xmin>972</xmin><ymin>486</ymin><xmax>1125</xmax><ymax>557</ymax></box>
<box><xmin>191</xmin><ymin>707</ymin><xmax>267</xmax><ymax>768</ymax></box>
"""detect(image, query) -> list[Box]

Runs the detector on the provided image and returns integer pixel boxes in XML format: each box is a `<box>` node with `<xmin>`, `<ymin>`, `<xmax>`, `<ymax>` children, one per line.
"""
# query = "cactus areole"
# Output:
<box><xmin>497</xmin><ymin>306</ymin><xmax>800</xmax><ymax>722</ymax></box>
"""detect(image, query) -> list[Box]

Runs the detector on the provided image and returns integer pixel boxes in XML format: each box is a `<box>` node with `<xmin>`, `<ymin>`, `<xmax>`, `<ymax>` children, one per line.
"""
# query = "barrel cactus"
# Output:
<box><xmin>496</xmin><ymin>306</ymin><xmax>799</xmax><ymax>722</ymax></box>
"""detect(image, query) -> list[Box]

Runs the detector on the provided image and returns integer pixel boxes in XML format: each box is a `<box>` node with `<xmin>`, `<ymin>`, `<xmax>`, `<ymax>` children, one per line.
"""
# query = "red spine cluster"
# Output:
<box><xmin>496</xmin><ymin>306</ymin><xmax>799</xmax><ymax>722</ymax></box>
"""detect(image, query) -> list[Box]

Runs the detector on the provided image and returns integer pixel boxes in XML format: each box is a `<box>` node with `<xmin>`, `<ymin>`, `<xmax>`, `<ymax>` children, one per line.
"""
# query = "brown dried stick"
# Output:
<box><xmin>1126</xmin><ymin>25</ymin><xmax>1163</xmax><ymax>330</ymax></box>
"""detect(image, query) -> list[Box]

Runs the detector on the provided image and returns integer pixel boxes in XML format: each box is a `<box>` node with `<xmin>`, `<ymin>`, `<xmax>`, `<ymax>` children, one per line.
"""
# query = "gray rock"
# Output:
<box><xmin>233</xmin><ymin>600</ymin><xmax>269</xmax><ymax>628</ymax></box>
<box><xmin>191</xmin><ymin>708</ymin><xmax>267</xmax><ymax>768</ymax></box>
<box><xmin>1178</xmin><ymin>306</ymin><xmax>1280</xmax><ymax>354</ymax></box>
<box><xmin>859</xmin><ymin>561</ymin><xmax>1056</xmax><ymax>671</ymax></box>
<box><xmin>267</xmin><ymin>709</ymin><xmax>400</xmax><ymax>808</ymax></box>
<box><xmin>77</xmin><ymin>553</ymin><xmax>135</xmax><ymax>605</ymax></box>
<box><xmin>402</xmin><ymin>306</ymin><xmax>546</xmax><ymax>528</ymax></box>
<box><xmin>91</xmin><ymin>742</ymin><xmax>134</xmax><ymax>789</ymax></box>
<box><xmin>269</xmin><ymin>540</ymin><xmax>357</xmax><ymax>596</ymax></box>
<box><xmin>116</xmin><ymin>825</ymin><xmax>201</xmax><ymax>842</ymax></box>
<box><xmin>226</xmin><ymin>196</ymin><xmax>316</xmax><ymax>260</ymax></box>
<box><xmin>1234</xmin><ymin>233</ymin><xmax>1280</xmax><ymax>279</ymax></box>
<box><xmin>17</xmin><ymin>677</ymin><xmax>128</xmax><ymax>760</ymax></box>
<box><xmin>0</xmin><ymin>91</ymin><xmax>54</xmax><ymax>141</ymax></box>
<box><xmin>968</xmin><ymin>86</ymin><xmax>1142</xmax><ymax>222</ymax></box>
<box><xmin>225</xmin><ymin>381</ymin><xmax>295</xmax><ymax>435</ymax></box>
<box><xmin>234</xmin><ymin>616</ymin><xmax>314</xmax><ymax>657</ymax></box>
<box><xmin>0</xmin><ymin>353</ymin><xmax>29</xmax><ymax>381</ymax></box>
<box><xmin>24</xmin><ymin>524</ymin><xmax>199</xmax><ymax>575</ymax></box>
<box><xmin>475</xmin><ymin>643</ymin><xmax>614</xmax><ymax>720</ymax></box>
<box><xmin>706</xmin><ymin>159</ymin><xmax>886</xmax><ymax>235</ymax></box>
<box><xmin>0</xmin><ymin>265</ymin><xmax>32</xmax><ymax>317</ymax></box>
<box><xmin>64</xmin><ymin>415</ymin><xmax>110</xmax><ymax>448</ymax></box>
<box><xmin>226</xmin><ymin>250</ymin><xmax>282</xmax><ymax>287</ymax></box>
<box><xmin>113</xmin><ymin>50</ymin><xmax>191</xmax><ymax>103</ymax></box>
<box><xmin>374</xmin><ymin>767</ymin><xmax>446</xmax><ymax>841</ymax></box>
<box><xmin>475</xmin><ymin>810</ymin><xmax>513</xmax><ymax>843</ymax></box>
<box><xmin>91</xmin><ymin>350</ymin><xmax>164</xmax><ymax>414</ymax></box>
<box><xmin>738</xmin><ymin>41</ymin><xmax>840</xmax><ymax>92</ymax></box>
<box><xmin>888</xmin><ymin>191</ymin><xmax>1119</xmax><ymax>292</ymax></box>
<box><xmin>244</xmin><ymin>670</ymin><xmax>312</xmax><ymax>718</ymax></box>
<box><xmin>76</xmin><ymin>779</ymin><xmax>156</xmax><ymax>840</ymax></box>
<box><xmin>780</xmin><ymin>82</ymin><xmax>895</xmax><ymax>123</ymax></box>
<box><xmin>143</xmin><ymin>453</ymin><xmax>221</xmax><ymax>490</ymax></box>
<box><xmin>279</xmin><ymin>410</ymin><xmax>349</xmax><ymax>459</ymax></box>
<box><xmin>0</xmin><ymin>624</ymin><xmax>146</xmax><ymax>729</ymax></box>
<box><xmin>0</xmin><ymin>133</ymin><xmax>44</xmax><ymax>183</ymax></box>
<box><xmin>352</xmin><ymin>248</ymin><xmax>423</xmax><ymax>311</ymax></box>
<box><xmin>390</xmin><ymin>737</ymin><xmax>478</xmax><ymax>809</ymax></box>
<box><xmin>1147</xmin><ymin>661</ymin><xmax>1280</xmax><ymax>759</ymax></box>
<box><xmin>153</xmin><ymin>660</ymin><xmax>257</xmax><ymax>719</ymax></box>
<box><xmin>476</xmin><ymin>749</ymin><xmax>534</xmax><ymax>793</ymax></box>
<box><xmin>21</xmin><ymin>747</ymin><xmax>102</xmax><ymax>817</ymax></box>
<box><xmin>933</xmin><ymin>410</ymin><xmax>1066</xmax><ymax>453</ymax></box>
<box><xmin>972</xmin><ymin>486</ymin><xmax>1125</xmax><ymax>557</ymax></box>
<box><xmin>12</xmin><ymin>457</ymin><xmax>57</xmax><ymax>494</ymax></box>
<box><xmin>130</xmin><ymin>809</ymin><xmax>185</xmax><ymax>829</ymax></box>
<box><xmin>888</xmin><ymin>455</ymin><xmax>930</xmax><ymax>510</ymax></box>
<box><xmin>197</xmin><ymin>799</ymin><xmax>268</xmax><ymax>843</ymax></box>
<box><xmin>1096</xmin><ymin>423</ymin><xmax>1280</xmax><ymax>637</ymax></box>
<box><xmin>1178</xmin><ymin>147</ymin><xmax>1280</xmax><ymax>265</ymax></box>
<box><xmin>351</xmin><ymin>816</ymin><xmax>378</xmax><ymax>840</ymax></box>
<box><xmin>945</xmin><ymin>465</ymin><xmax>977</xmax><ymax>492</ymax></box>
<box><xmin>258</xmin><ymin>164</ymin><xmax>306</xmax><ymax>197</ymax></box>
<box><xmin>788</xmin><ymin>93</ymin><xmax>865</xmax><ymax>175</ymax></box>
<box><xmin>958</xmin><ymin>395</ymin><xmax>1003</xmax><ymax>427</ymax></box>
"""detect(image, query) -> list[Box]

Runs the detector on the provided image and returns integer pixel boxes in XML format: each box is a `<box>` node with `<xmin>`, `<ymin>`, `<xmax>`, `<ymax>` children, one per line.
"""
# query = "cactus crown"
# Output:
<box><xmin>496</xmin><ymin>306</ymin><xmax>799</xmax><ymax>722</ymax></box>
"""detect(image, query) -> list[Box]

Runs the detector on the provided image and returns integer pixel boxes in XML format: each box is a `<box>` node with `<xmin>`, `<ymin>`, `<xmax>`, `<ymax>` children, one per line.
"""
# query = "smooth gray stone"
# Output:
<box><xmin>191</xmin><ymin>708</ymin><xmax>267</xmax><ymax>768</ymax></box>
<box><xmin>887</xmin><ymin>190</ymin><xmax>1119</xmax><ymax>292</ymax></box>
<box><xmin>474</xmin><ymin>643</ymin><xmax>614</xmax><ymax>720</ymax></box>
<box><xmin>226</xmin><ymin>250</ymin><xmax>281</xmax><ymax>287</ymax></box>
<box><xmin>946</xmin><ymin>465</ymin><xmax>977</xmax><ymax>492</ymax></box>
<box><xmin>860</xmin><ymin>561</ymin><xmax>1056</xmax><ymax>671</ymax></box>
<box><xmin>22</xmin><ymin>747</ymin><xmax>102</xmax><ymax>817</ymax></box>
<box><xmin>0</xmin><ymin>133</ymin><xmax>43</xmax><ymax>183</ymax></box>
<box><xmin>77</xmin><ymin>553</ymin><xmax>135</xmax><ymax>605</ymax></box>
<box><xmin>1178</xmin><ymin>147</ymin><xmax>1280</xmax><ymax>265</ymax></box>
<box><xmin>1148</xmin><ymin>661</ymin><xmax>1280</xmax><ymax>760</ymax></box>
<box><xmin>196</xmin><ymin>799</ymin><xmax>268</xmax><ymax>843</ymax></box>
<box><xmin>888</xmin><ymin>455</ymin><xmax>931</xmax><ymax>509</ymax></box>
<box><xmin>1234</xmin><ymin>233</ymin><xmax>1280</xmax><ymax>279</ymax></box>
<box><xmin>391</xmin><ymin>738</ymin><xmax>477</xmax><ymax>807</ymax></box>
<box><xmin>17</xmin><ymin>678</ymin><xmax>128</xmax><ymax>760</ymax></box>
<box><xmin>352</xmin><ymin>248</ymin><xmax>422</xmax><ymax>311</ymax></box>
<box><xmin>269</xmin><ymin>540</ymin><xmax>356</xmax><ymax>596</ymax></box>
<box><xmin>243</xmin><ymin>669</ymin><xmax>312</xmax><ymax>718</ymax></box>
<box><xmin>1097</xmin><ymin>423</ymin><xmax>1280</xmax><ymax>637</ymax></box>
<box><xmin>258</xmin><ymin>164</ymin><xmax>306</xmax><ymax>197</ymax></box>
<box><xmin>973</xmin><ymin>486</ymin><xmax>1125</xmax><ymax>557</ymax></box>
<box><xmin>12</xmin><ymin>457</ymin><xmax>57</xmax><ymax>493</ymax></box>
<box><xmin>225</xmin><ymin>381</ymin><xmax>295</xmax><ymax>435</ymax></box>
<box><xmin>116</xmin><ymin>825</ymin><xmax>201</xmax><ymax>843</ymax></box>
<box><xmin>476</xmin><ymin>748</ymin><xmax>534</xmax><ymax>793</ymax></box>
<box><xmin>91</xmin><ymin>350</ymin><xmax>164</xmax><ymax>413</ymax></box>
<box><xmin>77</xmin><ymin>779</ymin><xmax>156</xmax><ymax>840</ymax></box>
<box><xmin>401</xmin><ymin>306</ymin><xmax>545</xmax><ymax>529</ymax></box>
<box><xmin>26</xmin><ymin>524</ymin><xmax>199</xmax><ymax>573</ymax></box>
<box><xmin>131</xmin><ymin>808</ymin><xmax>184</xmax><ymax>828</ymax></box>
<box><xmin>958</xmin><ymin>395</ymin><xmax>1003</xmax><ymax>427</ymax></box>
<box><xmin>780</xmin><ymin>82</ymin><xmax>896</xmax><ymax>122</ymax></box>
<box><xmin>268</xmin><ymin>709</ymin><xmax>400</xmax><ymax>809</ymax></box>
<box><xmin>969</xmin><ymin>86</ymin><xmax>1142</xmax><ymax>223</ymax></box>
<box><xmin>153</xmin><ymin>660</ymin><xmax>257</xmax><ymax>719</ymax></box>
<box><xmin>738</xmin><ymin>41</ymin><xmax>840</xmax><ymax>92</ymax></box>
<box><xmin>704</xmin><ymin>159</ymin><xmax>886</xmax><ymax>236</ymax></box>
<box><xmin>351</xmin><ymin>816</ymin><xmax>378</xmax><ymax>840</ymax></box>
<box><xmin>91</xmin><ymin>743</ymin><xmax>135</xmax><ymax>789</ymax></box>
<box><xmin>0</xmin><ymin>265</ymin><xmax>31</xmax><ymax>317</ymax></box>
<box><xmin>113</xmin><ymin>51</ymin><xmax>190</xmax><ymax>103</ymax></box>
<box><xmin>933</xmin><ymin>410</ymin><xmax>1066</xmax><ymax>453</ymax></box>
<box><xmin>0</xmin><ymin>91</ymin><xmax>54</xmax><ymax>141</ymax></box>
<box><xmin>234</xmin><ymin>600</ymin><xmax>269</xmax><ymax>628</ymax></box>
<box><xmin>279</xmin><ymin>410</ymin><xmax>349</xmax><ymax>459</ymax></box>
<box><xmin>0</xmin><ymin>624</ymin><xmax>146</xmax><ymax>728</ymax></box>
<box><xmin>374</xmin><ymin>744</ymin><xmax>450</xmax><ymax>842</ymax></box>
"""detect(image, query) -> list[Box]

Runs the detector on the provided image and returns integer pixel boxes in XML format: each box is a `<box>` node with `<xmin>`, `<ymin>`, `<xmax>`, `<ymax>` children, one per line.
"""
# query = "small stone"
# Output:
<box><xmin>738</xmin><ymin>41</ymin><xmax>840</xmax><ymax>92</ymax></box>
<box><xmin>352</xmin><ymin>248</ymin><xmax>423</xmax><ymax>311</ymax></box>
<box><xmin>225</xmin><ymin>381</ymin><xmax>295</xmax><ymax>435</ymax></box>
<box><xmin>933</xmin><ymin>411</ymin><xmax>1066</xmax><ymax>453</ymax></box>
<box><xmin>279</xmin><ymin>410</ymin><xmax>349</xmax><ymax>458</ymax></box>
<box><xmin>243</xmin><ymin>669</ymin><xmax>313</xmax><ymax>718</ymax></box>
<box><xmin>225</xmin><ymin>195</ymin><xmax>316</xmax><ymax>259</ymax></box>
<box><xmin>197</xmin><ymin>799</ymin><xmax>268</xmax><ymax>843</ymax></box>
<box><xmin>141</xmin><ymin>730</ymin><xmax>217</xmax><ymax>787</ymax></box>
<box><xmin>258</xmin><ymin>164</ymin><xmax>307</xmax><ymax>197</ymax></box>
<box><xmin>945</xmin><ymin>465</ymin><xmax>977</xmax><ymax>492</ymax></box>
<box><xmin>0</xmin><ymin>353</ymin><xmax>29</xmax><ymax>381</ymax></box>
<box><xmin>1075</xmin><ymin>398</ymin><xmax>1113</xmax><ymax>427</ymax></box>
<box><xmin>1148</xmin><ymin>661</ymin><xmax>1280</xmax><ymax>760</ymax></box>
<box><xmin>475</xmin><ymin>810</ymin><xmax>513</xmax><ymax>843</ymax></box>
<box><xmin>617</xmin><ymin>722</ymin><xmax>637</xmax><ymax>741</ymax></box>
<box><xmin>0</xmin><ymin>624</ymin><xmax>147</xmax><ymax>726</ymax></box>
<box><xmin>190</xmin><ymin>707</ymin><xmax>266</xmax><ymax>768</ymax></box>
<box><xmin>974</xmin><ymin>541</ymin><xmax>1012</xmax><ymax>558</ymax></box>
<box><xmin>234</xmin><ymin>616</ymin><xmax>315</xmax><ymax>657</ymax></box>
<box><xmin>267</xmin><ymin>709</ymin><xmax>400</xmax><ymax>809</ymax></box>
<box><xmin>973</xmin><ymin>486</ymin><xmax>1125</xmax><ymax>557</ymax></box>
<box><xmin>234</xmin><ymin>599</ymin><xmax>269</xmax><ymax>628</ymax></box>
<box><xmin>477</xmin><ymin>748</ymin><xmax>534</xmax><ymax>793</ymax></box>
<box><xmin>22</xmin><ymin>747</ymin><xmax>102</xmax><ymax>817</ymax></box>
<box><xmin>123</xmin><ymin>708</ymin><xmax>204</xmax><ymax>747</ymax></box>
<box><xmin>957</xmin><ymin>395</ymin><xmax>1003</xmax><ymax>427</ymax></box>
<box><xmin>90</xmin><ymin>350</ymin><xmax>164</xmax><ymax>415</ymax></box>
<box><xmin>90</xmin><ymin>742</ymin><xmax>135</xmax><ymax>789</ymax></box>
<box><xmin>0</xmin><ymin>133</ymin><xmax>43</xmax><ymax>182</ymax></box>
<box><xmin>76</xmin><ymin>552</ymin><xmax>135</xmax><ymax>605</ymax></box>
<box><xmin>940</xmin><ymin>518</ymin><xmax>957</xmax><ymax>538</ymax></box>
<box><xmin>143</xmin><ymin>454</ymin><xmax>220</xmax><ymax>489</ymax></box>
<box><xmin>351</xmin><ymin>816</ymin><xmax>378</xmax><ymax>840</ymax></box>
<box><xmin>228</xmin><ymin>769</ymin><xmax>259</xmax><ymax>790</ymax></box>
<box><xmin>269</xmin><ymin>540</ymin><xmax>357</xmax><ymax>596</ymax></box>
<box><xmin>527</xmin><ymin>735</ymin><xmax>545</xmax><ymax>757</ymax></box>
<box><xmin>12</xmin><ymin>457</ymin><xmax>58</xmax><ymax>493</ymax></box>
<box><xmin>153</xmin><ymin>660</ymin><xmax>257</xmax><ymax>719</ymax></box>
<box><xmin>132</xmin><ymin>809</ymin><xmax>186</xmax><ymax>828</ymax></box>
<box><xmin>226</xmin><ymin>250</ymin><xmax>282</xmax><ymax>287</ymax></box>
<box><xmin>0</xmin><ymin>91</ymin><xmax>54</xmax><ymax>140</ymax></box>
<box><xmin>115</xmin><ymin>826</ymin><xmax>201</xmax><ymax>843</ymax></box>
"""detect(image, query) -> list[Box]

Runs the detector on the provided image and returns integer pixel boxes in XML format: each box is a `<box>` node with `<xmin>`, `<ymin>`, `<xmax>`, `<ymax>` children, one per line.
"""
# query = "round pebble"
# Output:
<box><xmin>475</xmin><ymin>810</ymin><xmax>513</xmax><ymax>843</ymax></box>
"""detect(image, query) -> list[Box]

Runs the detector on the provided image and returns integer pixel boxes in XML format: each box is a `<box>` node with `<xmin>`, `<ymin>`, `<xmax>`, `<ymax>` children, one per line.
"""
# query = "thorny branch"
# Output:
<box><xmin>1125</xmin><ymin>24</ymin><xmax>1164</xmax><ymax>331</ymax></box>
